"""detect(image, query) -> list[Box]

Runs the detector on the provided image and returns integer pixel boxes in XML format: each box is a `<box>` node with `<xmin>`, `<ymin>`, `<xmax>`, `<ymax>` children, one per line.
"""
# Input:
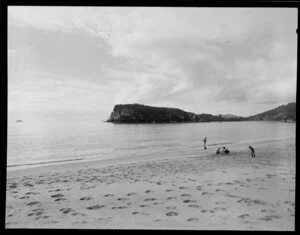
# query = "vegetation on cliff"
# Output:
<box><xmin>248</xmin><ymin>102</ymin><xmax>296</xmax><ymax>122</ymax></box>
<box><xmin>107</xmin><ymin>102</ymin><xmax>296</xmax><ymax>124</ymax></box>
<box><xmin>106</xmin><ymin>104</ymin><xmax>247</xmax><ymax>123</ymax></box>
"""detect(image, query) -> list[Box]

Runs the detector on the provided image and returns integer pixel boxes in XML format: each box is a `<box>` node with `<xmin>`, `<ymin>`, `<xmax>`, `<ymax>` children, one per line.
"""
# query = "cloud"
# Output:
<box><xmin>7</xmin><ymin>7</ymin><xmax>297</xmax><ymax>115</ymax></box>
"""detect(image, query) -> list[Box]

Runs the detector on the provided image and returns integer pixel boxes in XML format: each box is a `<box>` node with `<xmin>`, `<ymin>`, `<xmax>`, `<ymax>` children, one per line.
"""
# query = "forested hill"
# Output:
<box><xmin>106</xmin><ymin>104</ymin><xmax>246</xmax><ymax>123</ymax></box>
<box><xmin>248</xmin><ymin>102</ymin><xmax>296</xmax><ymax>122</ymax></box>
<box><xmin>106</xmin><ymin>102</ymin><xmax>296</xmax><ymax>124</ymax></box>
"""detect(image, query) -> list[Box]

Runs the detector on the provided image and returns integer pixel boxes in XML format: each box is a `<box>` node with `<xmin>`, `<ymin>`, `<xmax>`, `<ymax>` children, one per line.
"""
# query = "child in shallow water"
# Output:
<box><xmin>219</xmin><ymin>147</ymin><xmax>230</xmax><ymax>154</ymax></box>
<box><xmin>249</xmin><ymin>146</ymin><xmax>255</xmax><ymax>158</ymax></box>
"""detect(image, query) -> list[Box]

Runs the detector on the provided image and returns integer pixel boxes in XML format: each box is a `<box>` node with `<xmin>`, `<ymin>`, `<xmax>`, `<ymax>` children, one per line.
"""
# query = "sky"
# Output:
<box><xmin>8</xmin><ymin>7</ymin><xmax>297</xmax><ymax>119</ymax></box>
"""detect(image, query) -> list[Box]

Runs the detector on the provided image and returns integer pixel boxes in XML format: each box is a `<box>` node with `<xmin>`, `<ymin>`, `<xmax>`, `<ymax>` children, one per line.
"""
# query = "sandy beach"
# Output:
<box><xmin>5</xmin><ymin>137</ymin><xmax>295</xmax><ymax>230</ymax></box>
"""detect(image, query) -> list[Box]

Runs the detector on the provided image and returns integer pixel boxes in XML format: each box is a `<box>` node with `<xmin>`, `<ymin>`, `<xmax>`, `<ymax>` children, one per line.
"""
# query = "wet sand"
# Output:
<box><xmin>6</xmin><ymin>138</ymin><xmax>295</xmax><ymax>230</ymax></box>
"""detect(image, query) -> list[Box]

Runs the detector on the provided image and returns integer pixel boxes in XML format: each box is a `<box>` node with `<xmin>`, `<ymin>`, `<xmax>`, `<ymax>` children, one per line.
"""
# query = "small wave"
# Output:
<box><xmin>207</xmin><ymin>142</ymin><xmax>235</xmax><ymax>147</ymax></box>
<box><xmin>114</xmin><ymin>146</ymin><xmax>149</xmax><ymax>151</ymax></box>
<box><xmin>7</xmin><ymin>158</ymin><xmax>84</xmax><ymax>168</ymax></box>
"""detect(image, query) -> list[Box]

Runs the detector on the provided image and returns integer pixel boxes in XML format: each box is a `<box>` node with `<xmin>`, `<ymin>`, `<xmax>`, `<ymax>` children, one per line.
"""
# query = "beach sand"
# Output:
<box><xmin>5</xmin><ymin>138</ymin><xmax>295</xmax><ymax>230</ymax></box>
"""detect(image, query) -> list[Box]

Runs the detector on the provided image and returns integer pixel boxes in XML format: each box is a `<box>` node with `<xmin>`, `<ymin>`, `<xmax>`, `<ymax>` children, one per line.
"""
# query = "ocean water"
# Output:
<box><xmin>7</xmin><ymin>113</ymin><xmax>296</xmax><ymax>169</ymax></box>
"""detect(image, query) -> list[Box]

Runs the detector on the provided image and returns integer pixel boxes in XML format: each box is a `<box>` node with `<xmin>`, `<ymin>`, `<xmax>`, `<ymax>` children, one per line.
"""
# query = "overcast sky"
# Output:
<box><xmin>8</xmin><ymin>7</ymin><xmax>297</xmax><ymax>119</ymax></box>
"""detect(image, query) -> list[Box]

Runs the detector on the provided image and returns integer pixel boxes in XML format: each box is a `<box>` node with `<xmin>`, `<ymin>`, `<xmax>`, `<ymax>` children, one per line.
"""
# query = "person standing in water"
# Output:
<box><xmin>249</xmin><ymin>146</ymin><xmax>255</xmax><ymax>158</ymax></box>
<box><xmin>203</xmin><ymin>137</ymin><xmax>207</xmax><ymax>149</ymax></box>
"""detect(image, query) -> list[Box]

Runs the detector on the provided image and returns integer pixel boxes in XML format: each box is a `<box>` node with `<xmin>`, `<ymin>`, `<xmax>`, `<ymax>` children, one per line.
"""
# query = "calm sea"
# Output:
<box><xmin>7</xmin><ymin>113</ymin><xmax>296</xmax><ymax>169</ymax></box>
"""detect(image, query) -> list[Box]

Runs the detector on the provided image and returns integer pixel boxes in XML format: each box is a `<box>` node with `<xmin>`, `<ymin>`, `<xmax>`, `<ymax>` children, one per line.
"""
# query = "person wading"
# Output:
<box><xmin>203</xmin><ymin>137</ymin><xmax>207</xmax><ymax>150</ymax></box>
<box><xmin>249</xmin><ymin>146</ymin><xmax>255</xmax><ymax>158</ymax></box>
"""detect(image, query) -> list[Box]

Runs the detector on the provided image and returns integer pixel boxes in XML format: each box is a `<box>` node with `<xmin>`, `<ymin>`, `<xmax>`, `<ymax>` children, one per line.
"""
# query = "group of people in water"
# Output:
<box><xmin>216</xmin><ymin>146</ymin><xmax>230</xmax><ymax>155</ymax></box>
<box><xmin>203</xmin><ymin>137</ymin><xmax>256</xmax><ymax>158</ymax></box>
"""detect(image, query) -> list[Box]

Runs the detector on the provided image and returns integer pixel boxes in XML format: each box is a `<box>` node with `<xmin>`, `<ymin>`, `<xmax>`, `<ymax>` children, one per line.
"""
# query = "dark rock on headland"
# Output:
<box><xmin>106</xmin><ymin>102</ymin><xmax>296</xmax><ymax>124</ymax></box>
<box><xmin>106</xmin><ymin>104</ymin><xmax>246</xmax><ymax>124</ymax></box>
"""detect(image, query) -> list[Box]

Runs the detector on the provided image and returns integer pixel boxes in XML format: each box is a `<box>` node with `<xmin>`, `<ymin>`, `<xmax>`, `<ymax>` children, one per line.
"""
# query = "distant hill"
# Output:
<box><xmin>106</xmin><ymin>104</ymin><xmax>246</xmax><ymax>123</ymax></box>
<box><xmin>248</xmin><ymin>102</ymin><xmax>296</xmax><ymax>122</ymax></box>
<box><xmin>220</xmin><ymin>114</ymin><xmax>242</xmax><ymax>119</ymax></box>
<box><xmin>106</xmin><ymin>102</ymin><xmax>296</xmax><ymax>124</ymax></box>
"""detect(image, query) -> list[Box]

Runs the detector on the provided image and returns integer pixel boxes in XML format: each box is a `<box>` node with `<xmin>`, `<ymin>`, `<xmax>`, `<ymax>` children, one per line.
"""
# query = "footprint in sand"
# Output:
<box><xmin>117</xmin><ymin>197</ymin><xmax>129</xmax><ymax>201</ymax></box>
<box><xmin>284</xmin><ymin>201</ymin><xmax>295</xmax><ymax>206</ymax></box>
<box><xmin>261</xmin><ymin>209</ymin><xmax>276</xmax><ymax>213</ymax></box>
<box><xmin>24</xmin><ymin>183</ymin><xmax>34</xmax><ymax>187</ymax></box>
<box><xmin>266</xmin><ymin>174</ymin><xmax>275</xmax><ymax>178</ymax></box>
<box><xmin>26</xmin><ymin>201</ymin><xmax>40</xmax><ymax>206</ymax></box>
<box><xmin>189</xmin><ymin>204</ymin><xmax>201</xmax><ymax>208</ymax></box>
<box><xmin>181</xmin><ymin>194</ymin><xmax>191</xmax><ymax>197</ymax></box>
<box><xmin>201</xmin><ymin>192</ymin><xmax>212</xmax><ymax>196</ymax></box>
<box><xmin>237</xmin><ymin>198</ymin><xmax>267</xmax><ymax>206</ymax></box>
<box><xmin>187</xmin><ymin>217</ymin><xmax>198</xmax><ymax>222</ymax></box>
<box><xmin>165</xmin><ymin>211</ymin><xmax>178</xmax><ymax>216</ymax></box>
<box><xmin>238</xmin><ymin>214</ymin><xmax>250</xmax><ymax>219</ymax></box>
<box><xmin>145</xmin><ymin>190</ymin><xmax>154</xmax><ymax>194</ymax></box>
<box><xmin>139</xmin><ymin>204</ymin><xmax>148</xmax><ymax>208</ymax></box>
<box><xmin>103</xmin><ymin>194</ymin><xmax>115</xmax><ymax>197</ymax></box>
<box><xmin>25</xmin><ymin>192</ymin><xmax>39</xmax><ymax>195</ymax></box>
<box><xmin>166</xmin><ymin>197</ymin><xmax>177</xmax><ymax>200</ymax></box>
<box><xmin>258</xmin><ymin>187</ymin><xmax>267</xmax><ymax>190</ymax></box>
<box><xmin>215</xmin><ymin>201</ymin><xmax>226</xmax><ymax>205</ymax></box>
<box><xmin>59</xmin><ymin>208</ymin><xmax>72</xmax><ymax>214</ymax></box>
<box><xmin>166</xmin><ymin>206</ymin><xmax>176</xmax><ymax>210</ymax></box>
<box><xmin>54</xmin><ymin>197</ymin><xmax>66</xmax><ymax>202</ymax></box>
<box><xmin>166</xmin><ymin>189</ymin><xmax>174</xmax><ymax>192</ymax></box>
<box><xmin>179</xmin><ymin>186</ymin><xmax>188</xmax><ymax>190</ymax></box>
<box><xmin>201</xmin><ymin>209</ymin><xmax>207</xmax><ymax>213</ymax></box>
<box><xmin>214</xmin><ymin>207</ymin><xmax>227</xmax><ymax>211</ymax></box>
<box><xmin>132</xmin><ymin>211</ymin><xmax>149</xmax><ymax>216</ymax></box>
<box><xmin>183</xmin><ymin>200</ymin><xmax>197</xmax><ymax>204</ymax></box>
<box><xmin>127</xmin><ymin>192</ymin><xmax>138</xmax><ymax>196</ymax></box>
<box><xmin>19</xmin><ymin>196</ymin><xmax>30</xmax><ymax>199</ymax></box>
<box><xmin>9</xmin><ymin>184</ymin><xmax>18</xmax><ymax>189</ymax></box>
<box><xmin>144</xmin><ymin>198</ymin><xmax>157</xmax><ymax>201</ymax></box>
<box><xmin>259</xmin><ymin>215</ymin><xmax>281</xmax><ymax>221</ymax></box>
<box><xmin>50</xmin><ymin>193</ymin><xmax>64</xmax><ymax>198</ymax></box>
<box><xmin>80</xmin><ymin>196</ymin><xmax>93</xmax><ymax>201</ymax></box>
<box><xmin>87</xmin><ymin>205</ymin><xmax>105</xmax><ymax>210</ymax></box>
<box><xmin>188</xmin><ymin>179</ymin><xmax>196</xmax><ymax>182</ymax></box>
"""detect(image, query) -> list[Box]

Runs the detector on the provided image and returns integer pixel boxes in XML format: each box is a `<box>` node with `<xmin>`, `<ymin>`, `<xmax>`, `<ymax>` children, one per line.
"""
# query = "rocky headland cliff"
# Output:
<box><xmin>106</xmin><ymin>104</ymin><xmax>246</xmax><ymax>123</ymax></box>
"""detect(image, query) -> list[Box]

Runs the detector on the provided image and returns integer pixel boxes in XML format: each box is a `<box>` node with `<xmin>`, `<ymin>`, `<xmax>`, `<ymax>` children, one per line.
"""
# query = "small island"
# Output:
<box><xmin>106</xmin><ymin>103</ymin><xmax>296</xmax><ymax>124</ymax></box>
<box><xmin>106</xmin><ymin>103</ymin><xmax>246</xmax><ymax>124</ymax></box>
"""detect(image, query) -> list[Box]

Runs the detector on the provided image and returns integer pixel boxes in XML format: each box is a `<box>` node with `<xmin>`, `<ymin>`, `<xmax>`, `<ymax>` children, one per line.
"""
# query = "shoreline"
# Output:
<box><xmin>7</xmin><ymin>136</ymin><xmax>294</xmax><ymax>175</ymax></box>
<box><xmin>6</xmin><ymin>137</ymin><xmax>295</xmax><ymax>230</ymax></box>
